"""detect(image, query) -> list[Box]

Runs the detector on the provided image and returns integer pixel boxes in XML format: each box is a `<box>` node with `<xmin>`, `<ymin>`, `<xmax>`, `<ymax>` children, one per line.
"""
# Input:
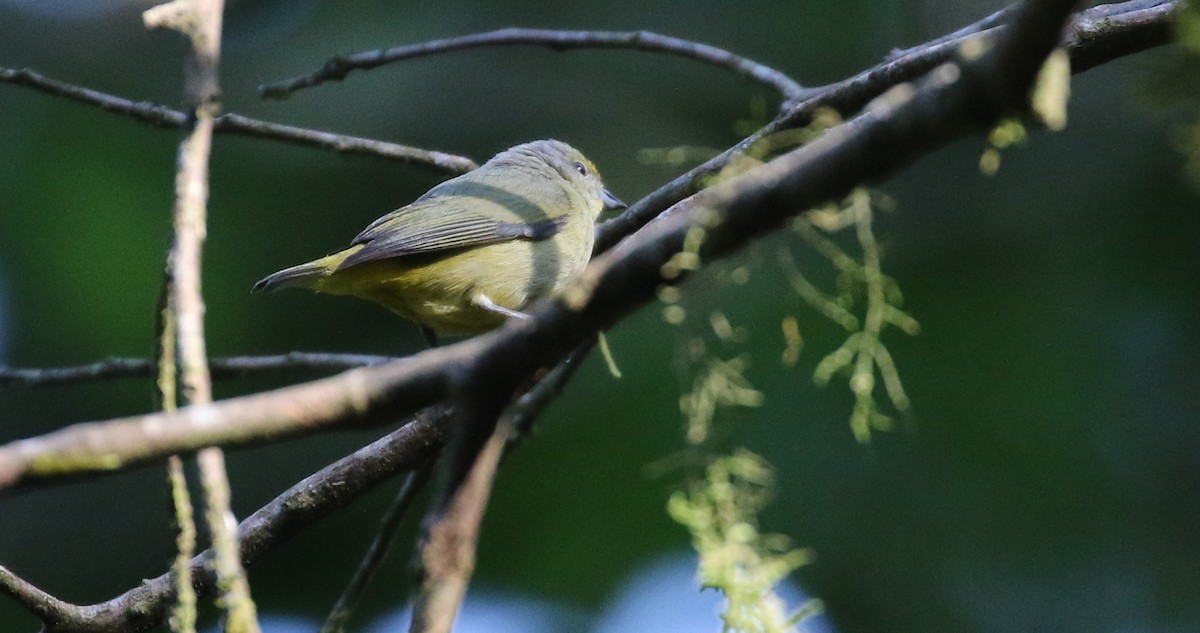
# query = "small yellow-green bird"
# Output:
<box><xmin>253</xmin><ymin>139</ymin><xmax>625</xmax><ymax>343</ymax></box>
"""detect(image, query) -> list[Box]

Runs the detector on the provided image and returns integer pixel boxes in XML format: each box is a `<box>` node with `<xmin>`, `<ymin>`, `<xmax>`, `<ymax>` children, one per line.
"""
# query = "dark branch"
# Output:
<box><xmin>437</xmin><ymin>0</ymin><xmax>1087</xmax><ymax>518</ymax></box>
<box><xmin>0</xmin><ymin>66</ymin><xmax>477</xmax><ymax>173</ymax></box>
<box><xmin>1066</xmin><ymin>0</ymin><xmax>1177</xmax><ymax>73</ymax></box>
<box><xmin>259</xmin><ymin>28</ymin><xmax>806</xmax><ymax>105</ymax></box>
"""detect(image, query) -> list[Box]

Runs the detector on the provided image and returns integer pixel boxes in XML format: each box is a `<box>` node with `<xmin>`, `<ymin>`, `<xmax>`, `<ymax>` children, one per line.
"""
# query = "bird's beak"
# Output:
<box><xmin>601</xmin><ymin>188</ymin><xmax>627</xmax><ymax>210</ymax></box>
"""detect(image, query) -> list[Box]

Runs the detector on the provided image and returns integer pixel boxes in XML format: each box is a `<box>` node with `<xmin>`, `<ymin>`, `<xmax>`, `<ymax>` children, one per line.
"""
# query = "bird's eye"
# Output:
<box><xmin>573</xmin><ymin>161</ymin><xmax>588</xmax><ymax>176</ymax></box>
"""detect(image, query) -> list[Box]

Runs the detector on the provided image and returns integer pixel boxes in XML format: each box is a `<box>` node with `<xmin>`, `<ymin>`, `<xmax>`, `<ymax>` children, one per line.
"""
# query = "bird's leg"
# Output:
<box><xmin>419</xmin><ymin>324</ymin><xmax>439</xmax><ymax>347</ymax></box>
<box><xmin>472</xmin><ymin>293</ymin><xmax>530</xmax><ymax>321</ymax></box>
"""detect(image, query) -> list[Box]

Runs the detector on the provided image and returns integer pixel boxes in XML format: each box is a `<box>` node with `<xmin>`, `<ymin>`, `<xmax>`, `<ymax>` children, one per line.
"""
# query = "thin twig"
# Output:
<box><xmin>506</xmin><ymin>339</ymin><xmax>596</xmax><ymax>446</ymax></box>
<box><xmin>0</xmin><ymin>66</ymin><xmax>477</xmax><ymax>173</ymax></box>
<box><xmin>319</xmin><ymin>461</ymin><xmax>435</xmax><ymax>633</ymax></box>
<box><xmin>887</xmin><ymin>4</ymin><xmax>1020</xmax><ymax>60</ymax></box>
<box><xmin>410</xmin><ymin>418</ymin><xmax>511</xmax><ymax>633</ymax></box>
<box><xmin>406</xmin><ymin>339</ymin><xmax>597</xmax><ymax>632</ymax></box>
<box><xmin>0</xmin><ymin>353</ymin><xmax>398</xmax><ymax>387</ymax></box>
<box><xmin>164</xmin><ymin>455</ymin><xmax>197</xmax><ymax>633</ymax></box>
<box><xmin>259</xmin><ymin>28</ymin><xmax>806</xmax><ymax>105</ymax></box>
<box><xmin>156</xmin><ymin>281</ymin><xmax>198</xmax><ymax>633</ymax></box>
<box><xmin>144</xmin><ymin>1</ymin><xmax>262</xmax><ymax>631</ymax></box>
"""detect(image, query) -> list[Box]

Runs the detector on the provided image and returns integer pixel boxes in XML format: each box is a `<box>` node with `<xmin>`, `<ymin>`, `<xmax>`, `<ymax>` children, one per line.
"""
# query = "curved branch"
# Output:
<box><xmin>259</xmin><ymin>28</ymin><xmax>806</xmax><ymax>105</ymax></box>
<box><xmin>1066</xmin><ymin>0</ymin><xmax>1176</xmax><ymax>72</ymax></box>
<box><xmin>0</xmin><ymin>66</ymin><xmax>477</xmax><ymax>173</ymax></box>
<box><xmin>0</xmin><ymin>353</ymin><xmax>398</xmax><ymax>388</ymax></box>
<box><xmin>0</xmin><ymin>564</ymin><xmax>79</xmax><ymax>625</ymax></box>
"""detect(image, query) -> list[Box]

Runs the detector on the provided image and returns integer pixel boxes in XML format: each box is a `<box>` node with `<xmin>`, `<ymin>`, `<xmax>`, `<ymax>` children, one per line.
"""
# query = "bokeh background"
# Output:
<box><xmin>2</xmin><ymin>1</ymin><xmax>1198</xmax><ymax>632</ymax></box>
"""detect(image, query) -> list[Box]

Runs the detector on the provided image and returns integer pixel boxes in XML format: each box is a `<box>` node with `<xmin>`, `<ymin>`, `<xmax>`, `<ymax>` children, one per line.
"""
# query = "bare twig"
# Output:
<box><xmin>406</xmin><ymin>339</ymin><xmax>596</xmax><ymax>632</ymax></box>
<box><xmin>0</xmin><ymin>353</ymin><xmax>398</xmax><ymax>387</ymax></box>
<box><xmin>319</xmin><ymin>462</ymin><xmax>435</xmax><ymax>633</ymax></box>
<box><xmin>506</xmin><ymin>339</ymin><xmax>596</xmax><ymax>445</ymax></box>
<box><xmin>155</xmin><ymin>283</ymin><xmax>198</xmax><ymax>633</ymax></box>
<box><xmin>164</xmin><ymin>454</ymin><xmax>197</xmax><ymax>633</ymax></box>
<box><xmin>410</xmin><ymin>418</ymin><xmax>511</xmax><ymax>633</ymax></box>
<box><xmin>887</xmin><ymin>4</ymin><xmax>1020</xmax><ymax>60</ymax></box>
<box><xmin>260</xmin><ymin>28</ymin><xmax>806</xmax><ymax>105</ymax></box>
<box><xmin>0</xmin><ymin>66</ymin><xmax>477</xmax><ymax>173</ymax></box>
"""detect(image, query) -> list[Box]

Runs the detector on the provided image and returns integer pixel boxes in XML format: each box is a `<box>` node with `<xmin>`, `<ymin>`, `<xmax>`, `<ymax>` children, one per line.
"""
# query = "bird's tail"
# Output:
<box><xmin>252</xmin><ymin>261</ymin><xmax>325</xmax><ymax>293</ymax></box>
<box><xmin>252</xmin><ymin>247</ymin><xmax>363</xmax><ymax>293</ymax></box>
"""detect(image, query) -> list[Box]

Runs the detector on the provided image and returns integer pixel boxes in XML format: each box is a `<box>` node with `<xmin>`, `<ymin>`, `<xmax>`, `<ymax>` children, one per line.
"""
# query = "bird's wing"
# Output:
<box><xmin>339</xmin><ymin>199</ymin><xmax>565</xmax><ymax>269</ymax></box>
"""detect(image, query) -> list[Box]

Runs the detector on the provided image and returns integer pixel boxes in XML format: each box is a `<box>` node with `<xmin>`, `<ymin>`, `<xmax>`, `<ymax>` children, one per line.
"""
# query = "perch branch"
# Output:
<box><xmin>260</xmin><ymin>28</ymin><xmax>806</xmax><ymax>105</ymax></box>
<box><xmin>407</xmin><ymin>0</ymin><xmax>1087</xmax><ymax>627</ymax></box>
<box><xmin>0</xmin><ymin>66</ymin><xmax>476</xmax><ymax>173</ymax></box>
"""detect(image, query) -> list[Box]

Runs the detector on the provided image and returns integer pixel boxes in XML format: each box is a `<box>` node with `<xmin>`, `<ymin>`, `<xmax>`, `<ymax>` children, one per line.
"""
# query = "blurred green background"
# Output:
<box><xmin>2</xmin><ymin>1</ymin><xmax>1199</xmax><ymax>632</ymax></box>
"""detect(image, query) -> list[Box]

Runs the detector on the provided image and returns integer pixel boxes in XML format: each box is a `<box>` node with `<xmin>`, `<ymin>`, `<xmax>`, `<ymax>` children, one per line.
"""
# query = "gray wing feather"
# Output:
<box><xmin>339</xmin><ymin>200</ymin><xmax>564</xmax><ymax>269</ymax></box>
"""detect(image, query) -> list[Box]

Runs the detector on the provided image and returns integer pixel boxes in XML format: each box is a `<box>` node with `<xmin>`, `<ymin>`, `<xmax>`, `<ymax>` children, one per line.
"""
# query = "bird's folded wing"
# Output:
<box><xmin>340</xmin><ymin>200</ymin><xmax>565</xmax><ymax>269</ymax></box>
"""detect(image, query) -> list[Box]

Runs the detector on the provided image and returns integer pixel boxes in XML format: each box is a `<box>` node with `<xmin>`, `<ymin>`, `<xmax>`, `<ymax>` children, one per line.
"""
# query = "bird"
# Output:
<box><xmin>252</xmin><ymin>139</ymin><xmax>625</xmax><ymax>344</ymax></box>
